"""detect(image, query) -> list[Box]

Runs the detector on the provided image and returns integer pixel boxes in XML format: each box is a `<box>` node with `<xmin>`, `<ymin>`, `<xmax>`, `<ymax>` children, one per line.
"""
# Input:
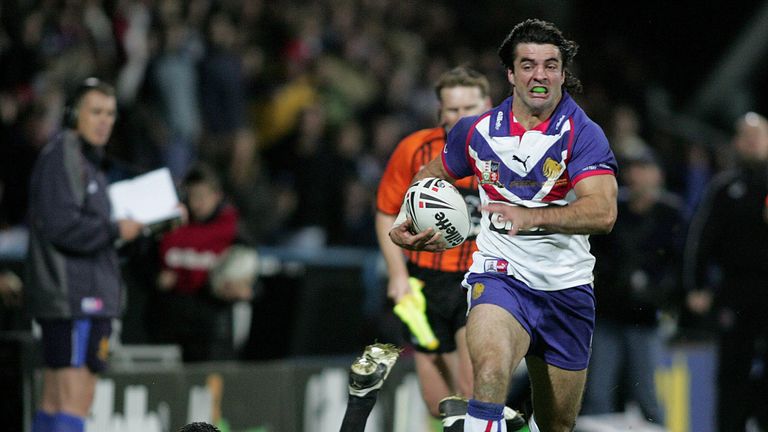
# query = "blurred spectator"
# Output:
<box><xmin>583</xmin><ymin>149</ymin><xmax>686</xmax><ymax>423</ymax></box>
<box><xmin>683</xmin><ymin>141</ymin><xmax>713</xmax><ymax>219</ymax></box>
<box><xmin>682</xmin><ymin>112</ymin><xmax>768</xmax><ymax>432</ymax></box>
<box><xmin>148</xmin><ymin>2</ymin><xmax>203</xmax><ymax>180</ymax></box>
<box><xmin>83</xmin><ymin>0</ymin><xmax>118</xmax><ymax>74</ymax></box>
<box><xmin>0</xmin><ymin>10</ymin><xmax>44</xmax><ymax>91</ymax></box>
<box><xmin>199</xmin><ymin>10</ymin><xmax>246</xmax><ymax>146</ymax></box>
<box><xmin>326</xmin><ymin>120</ymin><xmax>375</xmax><ymax>246</ymax></box>
<box><xmin>610</xmin><ymin>104</ymin><xmax>651</xmax><ymax>165</ymax></box>
<box><xmin>149</xmin><ymin>163</ymin><xmax>251</xmax><ymax>362</ymax></box>
<box><xmin>0</xmin><ymin>94</ymin><xmax>39</xmax><ymax>228</ymax></box>
<box><xmin>337</xmin><ymin>178</ymin><xmax>377</xmax><ymax>247</ymax></box>
<box><xmin>271</xmin><ymin>103</ymin><xmax>340</xmax><ymax>247</ymax></box>
<box><xmin>333</xmin><ymin>119</ymin><xmax>368</xmax><ymax>180</ymax></box>
<box><xmin>221</xmin><ymin>128</ymin><xmax>291</xmax><ymax>245</ymax></box>
<box><xmin>254</xmin><ymin>69</ymin><xmax>317</xmax><ymax>148</ymax></box>
<box><xmin>367</xmin><ymin>114</ymin><xmax>407</xmax><ymax>186</ymax></box>
<box><xmin>113</xmin><ymin>0</ymin><xmax>152</xmax><ymax>106</ymax></box>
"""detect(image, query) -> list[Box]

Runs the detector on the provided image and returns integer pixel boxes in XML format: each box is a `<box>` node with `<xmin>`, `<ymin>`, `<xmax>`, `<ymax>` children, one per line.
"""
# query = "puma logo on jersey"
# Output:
<box><xmin>512</xmin><ymin>154</ymin><xmax>531</xmax><ymax>171</ymax></box>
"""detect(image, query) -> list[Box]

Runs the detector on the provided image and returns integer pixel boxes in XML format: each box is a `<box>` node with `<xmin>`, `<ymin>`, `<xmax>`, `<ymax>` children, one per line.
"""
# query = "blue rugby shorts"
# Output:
<box><xmin>465</xmin><ymin>272</ymin><xmax>595</xmax><ymax>370</ymax></box>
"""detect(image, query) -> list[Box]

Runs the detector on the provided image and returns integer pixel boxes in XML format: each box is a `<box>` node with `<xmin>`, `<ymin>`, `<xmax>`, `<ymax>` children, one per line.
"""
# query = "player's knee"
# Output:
<box><xmin>473</xmin><ymin>353</ymin><xmax>507</xmax><ymax>380</ymax></box>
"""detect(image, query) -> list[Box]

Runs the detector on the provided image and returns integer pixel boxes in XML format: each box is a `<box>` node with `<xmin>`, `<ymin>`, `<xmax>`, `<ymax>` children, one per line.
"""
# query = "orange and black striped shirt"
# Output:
<box><xmin>377</xmin><ymin>127</ymin><xmax>479</xmax><ymax>272</ymax></box>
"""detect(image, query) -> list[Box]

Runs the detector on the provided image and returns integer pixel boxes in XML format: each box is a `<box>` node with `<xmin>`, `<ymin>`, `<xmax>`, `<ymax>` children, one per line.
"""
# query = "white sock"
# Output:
<box><xmin>464</xmin><ymin>399</ymin><xmax>506</xmax><ymax>432</ymax></box>
<box><xmin>528</xmin><ymin>414</ymin><xmax>540</xmax><ymax>432</ymax></box>
<box><xmin>464</xmin><ymin>416</ymin><xmax>506</xmax><ymax>432</ymax></box>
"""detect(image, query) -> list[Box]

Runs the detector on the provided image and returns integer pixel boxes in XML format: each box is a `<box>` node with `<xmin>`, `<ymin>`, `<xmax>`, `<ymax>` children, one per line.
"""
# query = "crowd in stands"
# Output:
<box><xmin>0</xmin><ymin>0</ymin><xmax>739</xmax><ymax>247</ymax></box>
<box><xmin>1</xmin><ymin>0</ymin><xmax>498</xmax><ymax>249</ymax></box>
<box><xmin>0</xmin><ymin>0</ymin><xmax>741</xmax><ymax>347</ymax></box>
<box><xmin>3</xmin><ymin>1</ymin><xmax>768</xmax><ymax>429</ymax></box>
<box><xmin>0</xmin><ymin>0</ymin><xmax>750</xmax><ymax>346</ymax></box>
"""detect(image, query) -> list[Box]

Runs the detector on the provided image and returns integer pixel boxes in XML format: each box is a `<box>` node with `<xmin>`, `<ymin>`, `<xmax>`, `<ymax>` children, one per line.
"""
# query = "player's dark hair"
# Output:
<box><xmin>178</xmin><ymin>422</ymin><xmax>222</xmax><ymax>432</ymax></box>
<box><xmin>434</xmin><ymin>66</ymin><xmax>491</xmax><ymax>101</ymax></box>
<box><xmin>497</xmin><ymin>19</ymin><xmax>582</xmax><ymax>94</ymax></box>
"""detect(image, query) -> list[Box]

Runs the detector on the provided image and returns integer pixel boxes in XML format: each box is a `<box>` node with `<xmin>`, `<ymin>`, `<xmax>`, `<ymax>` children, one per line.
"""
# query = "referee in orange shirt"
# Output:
<box><xmin>376</xmin><ymin>66</ymin><xmax>491</xmax><ymax>417</ymax></box>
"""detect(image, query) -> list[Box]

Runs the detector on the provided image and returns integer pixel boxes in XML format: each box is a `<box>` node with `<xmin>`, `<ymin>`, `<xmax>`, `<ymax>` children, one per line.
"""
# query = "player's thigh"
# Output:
<box><xmin>466</xmin><ymin>304</ymin><xmax>529</xmax><ymax>400</ymax></box>
<box><xmin>527</xmin><ymin>355</ymin><xmax>586</xmax><ymax>431</ymax></box>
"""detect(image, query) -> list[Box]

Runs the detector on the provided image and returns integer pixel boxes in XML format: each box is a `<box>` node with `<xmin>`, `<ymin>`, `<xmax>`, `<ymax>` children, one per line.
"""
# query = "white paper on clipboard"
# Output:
<box><xmin>108</xmin><ymin>168</ymin><xmax>181</xmax><ymax>224</ymax></box>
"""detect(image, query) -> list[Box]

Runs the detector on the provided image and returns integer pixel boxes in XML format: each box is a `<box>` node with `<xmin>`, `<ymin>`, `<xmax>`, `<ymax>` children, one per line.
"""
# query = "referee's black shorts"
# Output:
<box><xmin>402</xmin><ymin>262</ymin><xmax>468</xmax><ymax>354</ymax></box>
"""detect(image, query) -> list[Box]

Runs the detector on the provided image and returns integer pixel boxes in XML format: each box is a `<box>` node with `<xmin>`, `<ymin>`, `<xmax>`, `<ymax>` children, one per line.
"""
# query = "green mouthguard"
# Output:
<box><xmin>532</xmin><ymin>87</ymin><xmax>547</xmax><ymax>93</ymax></box>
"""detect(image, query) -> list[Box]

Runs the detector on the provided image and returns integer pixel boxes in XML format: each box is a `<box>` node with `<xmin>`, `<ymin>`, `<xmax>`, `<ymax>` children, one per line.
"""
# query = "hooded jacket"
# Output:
<box><xmin>25</xmin><ymin>130</ymin><xmax>122</xmax><ymax>319</ymax></box>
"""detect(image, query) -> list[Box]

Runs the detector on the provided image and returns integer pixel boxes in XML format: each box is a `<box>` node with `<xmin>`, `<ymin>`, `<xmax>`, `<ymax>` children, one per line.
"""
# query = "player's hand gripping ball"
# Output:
<box><xmin>404</xmin><ymin>177</ymin><xmax>471</xmax><ymax>249</ymax></box>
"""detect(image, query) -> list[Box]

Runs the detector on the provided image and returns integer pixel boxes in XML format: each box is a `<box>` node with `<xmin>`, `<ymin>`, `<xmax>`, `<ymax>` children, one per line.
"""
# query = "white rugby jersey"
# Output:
<box><xmin>442</xmin><ymin>92</ymin><xmax>617</xmax><ymax>291</ymax></box>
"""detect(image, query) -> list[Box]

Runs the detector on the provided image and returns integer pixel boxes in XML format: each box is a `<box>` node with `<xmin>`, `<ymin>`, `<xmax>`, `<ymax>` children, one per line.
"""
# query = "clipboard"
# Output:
<box><xmin>108</xmin><ymin>168</ymin><xmax>182</xmax><ymax>225</ymax></box>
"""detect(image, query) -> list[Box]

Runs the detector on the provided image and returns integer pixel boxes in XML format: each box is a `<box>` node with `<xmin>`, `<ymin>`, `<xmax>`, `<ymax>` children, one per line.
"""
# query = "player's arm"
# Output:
<box><xmin>388</xmin><ymin>155</ymin><xmax>451</xmax><ymax>252</ymax></box>
<box><xmin>484</xmin><ymin>173</ymin><xmax>618</xmax><ymax>235</ymax></box>
<box><xmin>375</xmin><ymin>211</ymin><xmax>412</xmax><ymax>302</ymax></box>
<box><xmin>412</xmin><ymin>156</ymin><xmax>454</xmax><ymax>183</ymax></box>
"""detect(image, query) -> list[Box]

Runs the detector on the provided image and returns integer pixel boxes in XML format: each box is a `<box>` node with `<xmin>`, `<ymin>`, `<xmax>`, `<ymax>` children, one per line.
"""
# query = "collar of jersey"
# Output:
<box><xmin>488</xmin><ymin>92</ymin><xmax>575</xmax><ymax>138</ymax></box>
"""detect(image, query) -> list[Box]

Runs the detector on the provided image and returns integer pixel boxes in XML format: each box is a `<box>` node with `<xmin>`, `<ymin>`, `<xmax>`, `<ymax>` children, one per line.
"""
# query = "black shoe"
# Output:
<box><xmin>503</xmin><ymin>406</ymin><xmax>526</xmax><ymax>431</ymax></box>
<box><xmin>439</xmin><ymin>396</ymin><xmax>467</xmax><ymax>431</ymax></box>
<box><xmin>348</xmin><ymin>343</ymin><xmax>401</xmax><ymax>397</ymax></box>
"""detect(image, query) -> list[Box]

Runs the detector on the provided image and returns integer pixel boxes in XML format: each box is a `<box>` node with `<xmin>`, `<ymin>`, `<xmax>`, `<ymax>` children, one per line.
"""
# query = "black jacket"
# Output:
<box><xmin>592</xmin><ymin>188</ymin><xmax>686</xmax><ymax>325</ymax></box>
<box><xmin>25</xmin><ymin>130</ymin><xmax>122</xmax><ymax>319</ymax></box>
<box><xmin>683</xmin><ymin>164</ymin><xmax>768</xmax><ymax>309</ymax></box>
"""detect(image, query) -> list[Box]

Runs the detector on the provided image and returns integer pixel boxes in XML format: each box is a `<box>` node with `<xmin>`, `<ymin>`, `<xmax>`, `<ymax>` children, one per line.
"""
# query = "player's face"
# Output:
<box><xmin>76</xmin><ymin>90</ymin><xmax>117</xmax><ymax>147</ymax></box>
<box><xmin>438</xmin><ymin>86</ymin><xmax>491</xmax><ymax>132</ymax></box>
<box><xmin>186</xmin><ymin>183</ymin><xmax>222</xmax><ymax>222</ymax></box>
<box><xmin>508</xmin><ymin>43</ymin><xmax>564</xmax><ymax>117</ymax></box>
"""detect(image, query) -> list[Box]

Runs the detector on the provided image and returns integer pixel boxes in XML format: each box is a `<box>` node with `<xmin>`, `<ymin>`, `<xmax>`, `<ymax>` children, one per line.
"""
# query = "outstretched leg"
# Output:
<box><xmin>339</xmin><ymin>344</ymin><xmax>400</xmax><ymax>432</ymax></box>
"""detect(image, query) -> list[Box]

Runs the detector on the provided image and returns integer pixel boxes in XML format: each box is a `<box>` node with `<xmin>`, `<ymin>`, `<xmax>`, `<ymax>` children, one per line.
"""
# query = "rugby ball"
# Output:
<box><xmin>404</xmin><ymin>177</ymin><xmax>471</xmax><ymax>249</ymax></box>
